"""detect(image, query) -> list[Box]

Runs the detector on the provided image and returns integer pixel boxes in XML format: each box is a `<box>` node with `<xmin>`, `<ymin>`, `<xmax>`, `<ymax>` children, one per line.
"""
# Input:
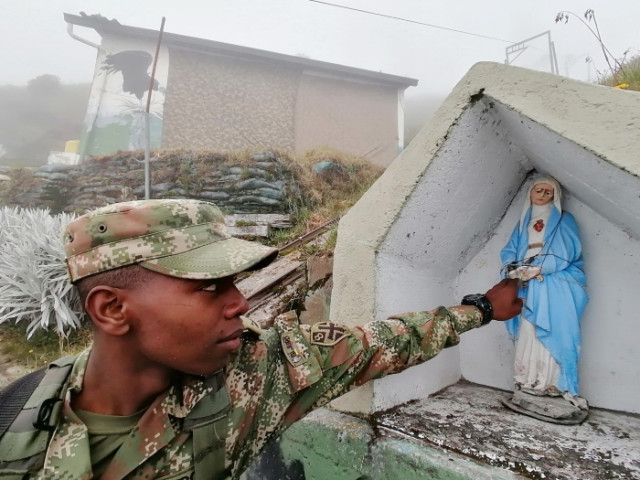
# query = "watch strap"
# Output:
<box><xmin>461</xmin><ymin>294</ymin><xmax>493</xmax><ymax>326</ymax></box>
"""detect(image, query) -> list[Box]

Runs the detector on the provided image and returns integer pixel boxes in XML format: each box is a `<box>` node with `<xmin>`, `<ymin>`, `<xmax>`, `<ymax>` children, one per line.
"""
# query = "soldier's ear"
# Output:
<box><xmin>85</xmin><ymin>286</ymin><xmax>131</xmax><ymax>336</ymax></box>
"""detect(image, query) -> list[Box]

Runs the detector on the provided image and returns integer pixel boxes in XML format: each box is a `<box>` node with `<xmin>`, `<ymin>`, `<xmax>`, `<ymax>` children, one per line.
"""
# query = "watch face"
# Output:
<box><xmin>463</xmin><ymin>294</ymin><xmax>484</xmax><ymax>302</ymax></box>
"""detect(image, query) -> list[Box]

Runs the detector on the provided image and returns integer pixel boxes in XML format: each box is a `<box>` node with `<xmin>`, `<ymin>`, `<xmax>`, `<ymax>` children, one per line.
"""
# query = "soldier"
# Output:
<box><xmin>0</xmin><ymin>199</ymin><xmax>522</xmax><ymax>479</ymax></box>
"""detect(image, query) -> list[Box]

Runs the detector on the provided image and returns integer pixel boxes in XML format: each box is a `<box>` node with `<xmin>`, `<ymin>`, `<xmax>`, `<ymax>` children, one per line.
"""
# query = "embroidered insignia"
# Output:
<box><xmin>281</xmin><ymin>334</ymin><xmax>305</xmax><ymax>366</ymax></box>
<box><xmin>310</xmin><ymin>323</ymin><xmax>351</xmax><ymax>346</ymax></box>
<box><xmin>533</xmin><ymin>219</ymin><xmax>544</xmax><ymax>232</ymax></box>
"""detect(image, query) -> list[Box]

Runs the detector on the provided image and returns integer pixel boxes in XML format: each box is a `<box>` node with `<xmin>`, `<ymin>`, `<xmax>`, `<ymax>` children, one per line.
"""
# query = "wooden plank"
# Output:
<box><xmin>225</xmin><ymin>213</ymin><xmax>291</xmax><ymax>228</ymax></box>
<box><xmin>226</xmin><ymin>225</ymin><xmax>270</xmax><ymax>237</ymax></box>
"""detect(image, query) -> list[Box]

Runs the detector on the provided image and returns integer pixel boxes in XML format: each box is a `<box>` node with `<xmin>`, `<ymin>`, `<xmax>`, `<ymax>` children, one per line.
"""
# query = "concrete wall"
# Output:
<box><xmin>371</xmin><ymin>101</ymin><xmax>526</xmax><ymax>411</ymax></box>
<box><xmin>331</xmin><ymin>62</ymin><xmax>640</xmax><ymax>415</ymax></box>
<box><xmin>295</xmin><ymin>75</ymin><xmax>400</xmax><ymax>167</ymax></box>
<box><xmin>455</xmin><ymin>103</ymin><xmax>640</xmax><ymax>413</ymax></box>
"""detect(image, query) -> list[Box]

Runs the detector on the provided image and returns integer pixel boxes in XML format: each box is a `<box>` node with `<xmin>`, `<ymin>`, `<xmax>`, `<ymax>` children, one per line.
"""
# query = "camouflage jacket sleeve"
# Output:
<box><xmin>224</xmin><ymin>305</ymin><xmax>483</xmax><ymax>477</ymax></box>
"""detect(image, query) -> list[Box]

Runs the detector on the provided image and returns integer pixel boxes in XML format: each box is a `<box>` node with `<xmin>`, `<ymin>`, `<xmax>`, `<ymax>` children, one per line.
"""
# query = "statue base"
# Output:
<box><xmin>502</xmin><ymin>389</ymin><xmax>589</xmax><ymax>425</ymax></box>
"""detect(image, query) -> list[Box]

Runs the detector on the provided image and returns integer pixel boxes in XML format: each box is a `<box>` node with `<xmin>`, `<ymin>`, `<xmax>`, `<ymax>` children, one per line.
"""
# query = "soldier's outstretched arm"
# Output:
<box><xmin>296</xmin><ymin>278</ymin><xmax>522</xmax><ymax>390</ymax></box>
<box><xmin>225</xmin><ymin>279</ymin><xmax>521</xmax><ymax>475</ymax></box>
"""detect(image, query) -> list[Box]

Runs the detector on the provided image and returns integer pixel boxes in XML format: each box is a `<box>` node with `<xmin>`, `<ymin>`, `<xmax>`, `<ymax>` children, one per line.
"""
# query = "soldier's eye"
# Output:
<box><xmin>202</xmin><ymin>282</ymin><xmax>218</xmax><ymax>292</ymax></box>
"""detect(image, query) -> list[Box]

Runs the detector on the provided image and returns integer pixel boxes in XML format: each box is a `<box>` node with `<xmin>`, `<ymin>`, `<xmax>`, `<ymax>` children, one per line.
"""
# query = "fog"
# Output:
<box><xmin>1</xmin><ymin>0</ymin><xmax>638</xmax><ymax>156</ymax></box>
<box><xmin>3</xmin><ymin>1</ymin><xmax>638</xmax><ymax>92</ymax></box>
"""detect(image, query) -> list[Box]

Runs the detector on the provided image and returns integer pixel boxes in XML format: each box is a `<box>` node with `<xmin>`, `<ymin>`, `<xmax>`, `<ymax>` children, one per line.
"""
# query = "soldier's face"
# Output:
<box><xmin>123</xmin><ymin>271</ymin><xmax>249</xmax><ymax>375</ymax></box>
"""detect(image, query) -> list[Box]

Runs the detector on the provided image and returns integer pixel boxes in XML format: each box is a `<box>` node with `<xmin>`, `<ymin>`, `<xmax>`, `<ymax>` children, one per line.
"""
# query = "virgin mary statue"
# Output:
<box><xmin>500</xmin><ymin>177</ymin><xmax>589</xmax><ymax>421</ymax></box>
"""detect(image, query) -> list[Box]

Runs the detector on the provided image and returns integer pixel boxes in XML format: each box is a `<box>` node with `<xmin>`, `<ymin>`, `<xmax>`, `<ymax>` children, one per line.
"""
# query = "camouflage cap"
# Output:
<box><xmin>64</xmin><ymin>199</ymin><xmax>279</xmax><ymax>282</ymax></box>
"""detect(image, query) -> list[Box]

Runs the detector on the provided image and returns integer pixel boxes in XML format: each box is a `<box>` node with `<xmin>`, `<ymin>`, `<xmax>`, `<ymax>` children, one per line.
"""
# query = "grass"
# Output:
<box><xmin>266</xmin><ymin>147</ymin><xmax>383</xmax><ymax>249</ymax></box>
<box><xmin>554</xmin><ymin>10</ymin><xmax>639</xmax><ymax>93</ymax></box>
<box><xmin>0</xmin><ymin>322</ymin><xmax>92</xmax><ymax>371</ymax></box>
<box><xmin>600</xmin><ymin>55</ymin><xmax>640</xmax><ymax>91</ymax></box>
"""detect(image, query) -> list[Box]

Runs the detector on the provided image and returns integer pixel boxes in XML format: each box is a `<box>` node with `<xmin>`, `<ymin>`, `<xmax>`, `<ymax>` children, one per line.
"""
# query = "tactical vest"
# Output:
<box><xmin>0</xmin><ymin>356</ymin><xmax>232</xmax><ymax>480</ymax></box>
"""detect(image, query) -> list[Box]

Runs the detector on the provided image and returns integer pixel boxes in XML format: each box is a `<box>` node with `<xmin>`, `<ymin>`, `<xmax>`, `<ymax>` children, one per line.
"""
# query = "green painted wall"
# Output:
<box><xmin>243</xmin><ymin>408</ymin><xmax>523</xmax><ymax>480</ymax></box>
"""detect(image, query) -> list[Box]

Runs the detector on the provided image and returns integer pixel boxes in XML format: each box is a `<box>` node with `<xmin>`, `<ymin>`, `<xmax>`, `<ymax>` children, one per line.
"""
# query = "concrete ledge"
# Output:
<box><xmin>244</xmin><ymin>406</ymin><xmax>524</xmax><ymax>479</ymax></box>
<box><xmin>244</xmin><ymin>381</ymin><xmax>640</xmax><ymax>480</ymax></box>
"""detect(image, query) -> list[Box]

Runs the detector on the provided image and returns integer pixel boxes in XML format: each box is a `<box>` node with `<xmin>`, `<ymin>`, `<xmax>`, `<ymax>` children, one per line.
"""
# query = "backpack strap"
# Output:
<box><xmin>183</xmin><ymin>372</ymin><xmax>232</xmax><ymax>480</ymax></box>
<box><xmin>0</xmin><ymin>367</ymin><xmax>47</xmax><ymax>438</ymax></box>
<box><xmin>0</xmin><ymin>356</ymin><xmax>75</xmax><ymax>476</ymax></box>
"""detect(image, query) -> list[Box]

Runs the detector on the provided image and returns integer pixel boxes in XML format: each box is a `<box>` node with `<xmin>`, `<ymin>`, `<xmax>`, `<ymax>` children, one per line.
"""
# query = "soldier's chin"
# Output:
<box><xmin>183</xmin><ymin>355</ymin><xmax>235</xmax><ymax>377</ymax></box>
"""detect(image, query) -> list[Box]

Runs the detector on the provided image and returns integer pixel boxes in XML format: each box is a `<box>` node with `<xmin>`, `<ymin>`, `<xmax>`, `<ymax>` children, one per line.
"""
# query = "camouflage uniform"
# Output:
<box><xmin>63</xmin><ymin>199</ymin><xmax>279</xmax><ymax>282</ymax></box>
<box><xmin>32</xmin><ymin>306</ymin><xmax>482</xmax><ymax>479</ymax></box>
<box><xmin>1</xmin><ymin>199</ymin><xmax>486</xmax><ymax>479</ymax></box>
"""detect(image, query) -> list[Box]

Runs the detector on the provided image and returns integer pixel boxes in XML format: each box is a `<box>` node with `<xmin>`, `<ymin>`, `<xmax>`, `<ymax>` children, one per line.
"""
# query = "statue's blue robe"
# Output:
<box><xmin>501</xmin><ymin>207</ymin><xmax>588</xmax><ymax>396</ymax></box>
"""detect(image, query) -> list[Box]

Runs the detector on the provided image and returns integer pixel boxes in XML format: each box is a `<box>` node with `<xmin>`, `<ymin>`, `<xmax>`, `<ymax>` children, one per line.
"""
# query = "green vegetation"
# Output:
<box><xmin>556</xmin><ymin>9</ymin><xmax>639</xmax><ymax>92</ymax></box>
<box><xmin>0</xmin><ymin>207</ymin><xmax>83</xmax><ymax>336</ymax></box>
<box><xmin>0</xmin><ymin>322</ymin><xmax>92</xmax><ymax>370</ymax></box>
<box><xmin>0</xmin><ymin>206</ymin><xmax>86</xmax><ymax>368</ymax></box>
<box><xmin>269</xmin><ymin>147</ymin><xmax>383</xmax><ymax>249</ymax></box>
<box><xmin>600</xmin><ymin>55</ymin><xmax>640</xmax><ymax>91</ymax></box>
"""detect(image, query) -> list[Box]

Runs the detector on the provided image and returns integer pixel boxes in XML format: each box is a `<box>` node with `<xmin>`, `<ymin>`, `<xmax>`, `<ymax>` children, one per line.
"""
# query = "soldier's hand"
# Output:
<box><xmin>485</xmin><ymin>279</ymin><xmax>522</xmax><ymax>321</ymax></box>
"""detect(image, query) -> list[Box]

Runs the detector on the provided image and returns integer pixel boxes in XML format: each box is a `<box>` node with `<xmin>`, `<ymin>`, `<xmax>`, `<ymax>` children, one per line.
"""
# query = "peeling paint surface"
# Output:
<box><xmin>375</xmin><ymin>381</ymin><xmax>640</xmax><ymax>479</ymax></box>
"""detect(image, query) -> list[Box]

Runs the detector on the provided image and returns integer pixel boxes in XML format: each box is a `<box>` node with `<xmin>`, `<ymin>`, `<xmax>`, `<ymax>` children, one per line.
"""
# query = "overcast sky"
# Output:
<box><xmin>2</xmin><ymin>0</ymin><xmax>639</xmax><ymax>100</ymax></box>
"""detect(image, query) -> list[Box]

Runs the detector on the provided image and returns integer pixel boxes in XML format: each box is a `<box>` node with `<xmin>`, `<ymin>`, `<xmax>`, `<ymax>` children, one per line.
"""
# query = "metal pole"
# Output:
<box><xmin>505</xmin><ymin>31</ymin><xmax>556</xmax><ymax>73</ymax></box>
<box><xmin>550</xmin><ymin>41</ymin><xmax>559</xmax><ymax>75</ymax></box>
<box><xmin>144</xmin><ymin>17</ymin><xmax>166</xmax><ymax>199</ymax></box>
<box><xmin>546</xmin><ymin>31</ymin><xmax>559</xmax><ymax>75</ymax></box>
<box><xmin>144</xmin><ymin>113</ymin><xmax>151</xmax><ymax>199</ymax></box>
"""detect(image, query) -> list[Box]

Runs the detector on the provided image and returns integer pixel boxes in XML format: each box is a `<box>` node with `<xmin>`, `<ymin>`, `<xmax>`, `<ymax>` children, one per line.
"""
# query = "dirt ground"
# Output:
<box><xmin>0</xmin><ymin>353</ymin><xmax>29</xmax><ymax>389</ymax></box>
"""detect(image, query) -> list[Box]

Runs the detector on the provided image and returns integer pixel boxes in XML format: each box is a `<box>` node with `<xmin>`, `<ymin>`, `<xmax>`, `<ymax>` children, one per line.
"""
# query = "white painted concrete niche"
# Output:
<box><xmin>373</xmin><ymin>97</ymin><xmax>640</xmax><ymax>414</ymax></box>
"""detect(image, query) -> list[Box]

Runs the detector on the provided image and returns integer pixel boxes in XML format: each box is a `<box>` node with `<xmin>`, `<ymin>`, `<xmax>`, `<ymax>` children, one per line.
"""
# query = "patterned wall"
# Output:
<box><xmin>162</xmin><ymin>50</ymin><xmax>298</xmax><ymax>151</ymax></box>
<box><xmin>161</xmin><ymin>48</ymin><xmax>404</xmax><ymax>166</ymax></box>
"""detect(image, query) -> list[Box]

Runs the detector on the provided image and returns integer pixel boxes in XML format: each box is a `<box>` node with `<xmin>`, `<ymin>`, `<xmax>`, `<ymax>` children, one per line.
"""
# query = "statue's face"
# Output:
<box><xmin>530</xmin><ymin>182</ymin><xmax>554</xmax><ymax>206</ymax></box>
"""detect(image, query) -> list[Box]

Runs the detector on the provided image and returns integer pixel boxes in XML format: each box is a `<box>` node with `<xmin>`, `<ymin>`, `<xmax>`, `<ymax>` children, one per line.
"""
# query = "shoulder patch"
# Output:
<box><xmin>281</xmin><ymin>334</ymin><xmax>306</xmax><ymax>367</ymax></box>
<box><xmin>310</xmin><ymin>322</ymin><xmax>351</xmax><ymax>346</ymax></box>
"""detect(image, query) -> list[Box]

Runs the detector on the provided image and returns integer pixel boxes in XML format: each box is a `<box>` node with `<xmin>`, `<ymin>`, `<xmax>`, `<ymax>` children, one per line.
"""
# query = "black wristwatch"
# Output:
<box><xmin>461</xmin><ymin>294</ymin><xmax>494</xmax><ymax>326</ymax></box>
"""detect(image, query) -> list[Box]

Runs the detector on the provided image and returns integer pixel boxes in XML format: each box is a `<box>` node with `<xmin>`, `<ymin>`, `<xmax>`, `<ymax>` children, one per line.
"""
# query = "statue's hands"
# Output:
<box><xmin>485</xmin><ymin>279</ymin><xmax>522</xmax><ymax>321</ymax></box>
<box><xmin>522</xmin><ymin>266</ymin><xmax>541</xmax><ymax>280</ymax></box>
<box><xmin>509</xmin><ymin>266</ymin><xmax>541</xmax><ymax>281</ymax></box>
